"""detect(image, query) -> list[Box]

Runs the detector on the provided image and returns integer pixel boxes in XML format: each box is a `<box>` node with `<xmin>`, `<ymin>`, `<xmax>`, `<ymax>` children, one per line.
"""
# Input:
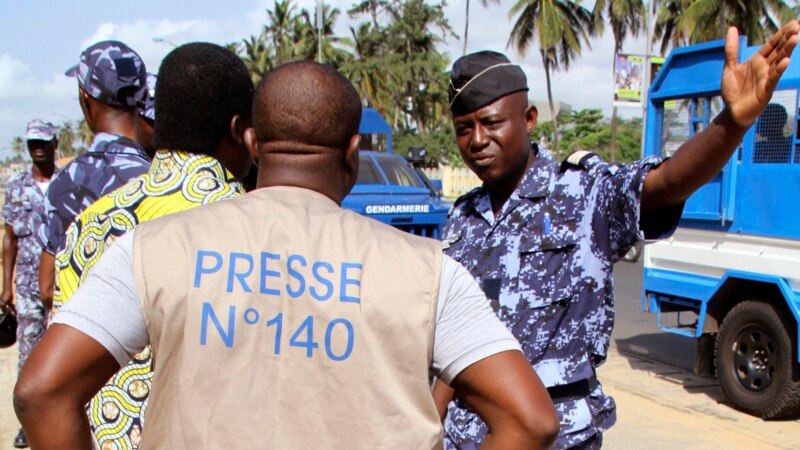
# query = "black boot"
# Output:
<box><xmin>14</xmin><ymin>428</ymin><xmax>28</xmax><ymax>448</ymax></box>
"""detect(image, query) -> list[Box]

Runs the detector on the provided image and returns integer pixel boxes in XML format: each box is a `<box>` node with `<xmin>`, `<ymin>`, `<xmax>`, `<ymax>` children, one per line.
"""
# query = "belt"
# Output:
<box><xmin>546</xmin><ymin>376</ymin><xmax>598</xmax><ymax>402</ymax></box>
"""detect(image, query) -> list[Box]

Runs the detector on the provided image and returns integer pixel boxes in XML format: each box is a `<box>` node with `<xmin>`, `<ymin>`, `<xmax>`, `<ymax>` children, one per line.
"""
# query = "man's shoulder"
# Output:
<box><xmin>449</xmin><ymin>186</ymin><xmax>482</xmax><ymax>218</ymax></box>
<box><xmin>5</xmin><ymin>172</ymin><xmax>29</xmax><ymax>190</ymax></box>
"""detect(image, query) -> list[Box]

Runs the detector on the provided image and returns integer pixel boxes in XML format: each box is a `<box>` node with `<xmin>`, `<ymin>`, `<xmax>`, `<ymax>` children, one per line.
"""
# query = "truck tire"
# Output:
<box><xmin>715</xmin><ymin>300</ymin><xmax>800</xmax><ymax>419</ymax></box>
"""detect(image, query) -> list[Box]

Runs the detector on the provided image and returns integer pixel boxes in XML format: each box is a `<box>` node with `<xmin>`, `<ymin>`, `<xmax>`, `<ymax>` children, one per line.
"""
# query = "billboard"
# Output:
<box><xmin>614</xmin><ymin>54</ymin><xmax>665</xmax><ymax>107</ymax></box>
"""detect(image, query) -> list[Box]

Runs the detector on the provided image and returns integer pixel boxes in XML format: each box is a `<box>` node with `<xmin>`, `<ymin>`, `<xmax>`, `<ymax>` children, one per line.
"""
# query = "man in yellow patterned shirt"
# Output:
<box><xmin>52</xmin><ymin>42</ymin><xmax>255</xmax><ymax>450</ymax></box>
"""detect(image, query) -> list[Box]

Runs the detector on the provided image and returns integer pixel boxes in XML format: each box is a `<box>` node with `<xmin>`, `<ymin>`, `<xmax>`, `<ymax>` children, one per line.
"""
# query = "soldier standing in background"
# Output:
<box><xmin>37</xmin><ymin>40</ymin><xmax>151</xmax><ymax>311</ymax></box>
<box><xmin>435</xmin><ymin>22</ymin><xmax>800</xmax><ymax>449</ymax></box>
<box><xmin>1</xmin><ymin>119</ymin><xmax>59</xmax><ymax>449</ymax></box>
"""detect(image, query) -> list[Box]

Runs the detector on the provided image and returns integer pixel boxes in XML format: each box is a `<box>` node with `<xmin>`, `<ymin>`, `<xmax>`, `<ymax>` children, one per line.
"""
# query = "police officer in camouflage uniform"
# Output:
<box><xmin>2</xmin><ymin>119</ymin><xmax>59</xmax><ymax>448</ymax></box>
<box><xmin>37</xmin><ymin>40</ymin><xmax>151</xmax><ymax>310</ymax></box>
<box><xmin>434</xmin><ymin>22</ymin><xmax>800</xmax><ymax>449</ymax></box>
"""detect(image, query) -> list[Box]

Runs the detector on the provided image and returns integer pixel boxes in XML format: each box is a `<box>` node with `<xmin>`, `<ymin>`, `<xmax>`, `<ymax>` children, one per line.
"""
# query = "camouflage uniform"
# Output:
<box><xmin>441</xmin><ymin>147</ymin><xmax>683</xmax><ymax>449</ymax></box>
<box><xmin>38</xmin><ymin>133</ymin><xmax>149</xmax><ymax>255</ymax></box>
<box><xmin>3</xmin><ymin>170</ymin><xmax>54</xmax><ymax>372</ymax></box>
<box><xmin>39</xmin><ymin>39</ymin><xmax>151</xmax><ymax>255</ymax></box>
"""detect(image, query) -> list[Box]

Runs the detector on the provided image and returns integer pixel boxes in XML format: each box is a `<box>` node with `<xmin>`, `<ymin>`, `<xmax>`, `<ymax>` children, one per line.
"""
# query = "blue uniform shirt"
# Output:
<box><xmin>38</xmin><ymin>132</ymin><xmax>149</xmax><ymax>254</ymax></box>
<box><xmin>3</xmin><ymin>170</ymin><xmax>52</xmax><ymax>299</ymax></box>
<box><xmin>442</xmin><ymin>147</ymin><xmax>683</xmax><ymax>449</ymax></box>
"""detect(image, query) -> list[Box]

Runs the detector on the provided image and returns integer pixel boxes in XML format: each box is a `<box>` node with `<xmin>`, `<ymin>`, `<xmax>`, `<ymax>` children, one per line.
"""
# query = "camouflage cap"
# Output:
<box><xmin>65</xmin><ymin>40</ymin><xmax>147</xmax><ymax>107</ymax></box>
<box><xmin>24</xmin><ymin>119</ymin><xmax>57</xmax><ymax>141</ymax></box>
<box><xmin>139</xmin><ymin>73</ymin><xmax>157</xmax><ymax>121</ymax></box>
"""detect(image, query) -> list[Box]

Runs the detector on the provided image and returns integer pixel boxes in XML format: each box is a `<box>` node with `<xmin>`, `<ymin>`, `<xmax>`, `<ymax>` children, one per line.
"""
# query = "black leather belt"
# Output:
<box><xmin>546</xmin><ymin>376</ymin><xmax>598</xmax><ymax>402</ymax></box>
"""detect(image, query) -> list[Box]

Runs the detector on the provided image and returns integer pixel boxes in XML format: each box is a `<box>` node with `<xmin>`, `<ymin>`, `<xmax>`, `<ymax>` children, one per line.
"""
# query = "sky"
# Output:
<box><xmin>0</xmin><ymin>0</ymin><xmax>650</xmax><ymax>160</ymax></box>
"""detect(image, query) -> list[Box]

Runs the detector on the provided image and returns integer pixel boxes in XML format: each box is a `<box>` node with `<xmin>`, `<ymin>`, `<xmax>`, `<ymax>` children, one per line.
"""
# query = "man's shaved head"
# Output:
<box><xmin>254</xmin><ymin>61</ymin><xmax>362</xmax><ymax>151</ymax></box>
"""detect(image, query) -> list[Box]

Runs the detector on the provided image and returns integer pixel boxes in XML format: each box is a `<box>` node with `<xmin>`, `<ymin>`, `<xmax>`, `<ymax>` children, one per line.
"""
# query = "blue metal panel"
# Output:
<box><xmin>648</xmin><ymin>38</ymin><xmax>731</xmax><ymax>101</ymax></box>
<box><xmin>643</xmin><ymin>267</ymin><xmax>718</xmax><ymax>302</ymax></box>
<box><xmin>643</xmin><ymin>267</ymin><xmax>800</xmax><ymax>359</ymax></box>
<box><xmin>359</xmin><ymin>108</ymin><xmax>393</xmax><ymax>152</ymax></box>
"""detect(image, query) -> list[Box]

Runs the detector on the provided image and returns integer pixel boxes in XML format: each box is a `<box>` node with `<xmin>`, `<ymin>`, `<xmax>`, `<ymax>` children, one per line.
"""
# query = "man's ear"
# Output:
<box><xmin>343</xmin><ymin>134</ymin><xmax>361</xmax><ymax>194</ymax></box>
<box><xmin>525</xmin><ymin>106</ymin><xmax>538</xmax><ymax>132</ymax></box>
<box><xmin>243</xmin><ymin>127</ymin><xmax>258</xmax><ymax>161</ymax></box>
<box><xmin>229</xmin><ymin>115</ymin><xmax>245</xmax><ymax>146</ymax></box>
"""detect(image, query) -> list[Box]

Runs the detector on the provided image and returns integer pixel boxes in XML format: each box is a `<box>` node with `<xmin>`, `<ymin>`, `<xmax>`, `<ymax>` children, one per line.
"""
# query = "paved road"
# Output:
<box><xmin>611</xmin><ymin>258</ymin><xmax>695</xmax><ymax>371</ymax></box>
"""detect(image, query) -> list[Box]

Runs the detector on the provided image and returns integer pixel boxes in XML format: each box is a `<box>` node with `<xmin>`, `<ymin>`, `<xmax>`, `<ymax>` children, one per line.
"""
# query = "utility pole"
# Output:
<box><xmin>316</xmin><ymin>0</ymin><xmax>323</xmax><ymax>63</ymax></box>
<box><xmin>640</xmin><ymin>0</ymin><xmax>657</xmax><ymax>158</ymax></box>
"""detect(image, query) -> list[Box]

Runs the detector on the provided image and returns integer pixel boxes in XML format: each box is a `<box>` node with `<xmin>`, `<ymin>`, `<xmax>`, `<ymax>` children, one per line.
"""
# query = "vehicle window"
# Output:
<box><xmin>356</xmin><ymin>155</ymin><xmax>383</xmax><ymax>184</ymax></box>
<box><xmin>377</xmin><ymin>156</ymin><xmax>424</xmax><ymax>188</ymax></box>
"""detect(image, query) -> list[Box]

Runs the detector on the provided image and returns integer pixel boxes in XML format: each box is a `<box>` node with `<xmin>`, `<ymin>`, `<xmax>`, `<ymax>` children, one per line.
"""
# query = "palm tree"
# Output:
<box><xmin>508</xmin><ymin>0</ymin><xmax>599</xmax><ymax>155</ymax></box>
<box><xmin>241</xmin><ymin>35</ymin><xmax>272</xmax><ymax>84</ymax></box>
<box><xmin>594</xmin><ymin>0</ymin><xmax>646</xmax><ymax>162</ymax></box>
<box><xmin>265</xmin><ymin>0</ymin><xmax>304</xmax><ymax>65</ymax></box>
<box><xmin>653</xmin><ymin>0</ymin><xmax>794</xmax><ymax>56</ymax></box>
<box><xmin>78</xmin><ymin>119</ymin><xmax>94</xmax><ymax>149</ymax></box>
<box><xmin>10</xmin><ymin>136</ymin><xmax>25</xmax><ymax>157</ymax></box>
<box><xmin>300</xmin><ymin>3</ymin><xmax>353</xmax><ymax>68</ymax></box>
<box><xmin>463</xmin><ymin>0</ymin><xmax>500</xmax><ymax>55</ymax></box>
<box><xmin>341</xmin><ymin>23</ymin><xmax>394</xmax><ymax>112</ymax></box>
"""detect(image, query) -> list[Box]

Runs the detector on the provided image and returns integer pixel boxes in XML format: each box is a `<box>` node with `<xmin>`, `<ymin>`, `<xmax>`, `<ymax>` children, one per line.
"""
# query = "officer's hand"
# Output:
<box><xmin>722</xmin><ymin>21</ymin><xmax>800</xmax><ymax>128</ymax></box>
<box><xmin>0</xmin><ymin>290</ymin><xmax>13</xmax><ymax>312</ymax></box>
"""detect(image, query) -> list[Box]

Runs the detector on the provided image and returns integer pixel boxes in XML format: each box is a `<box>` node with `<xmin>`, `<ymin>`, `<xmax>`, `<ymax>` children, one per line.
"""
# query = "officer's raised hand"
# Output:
<box><xmin>722</xmin><ymin>21</ymin><xmax>800</xmax><ymax>128</ymax></box>
<box><xmin>641</xmin><ymin>21</ymin><xmax>800</xmax><ymax>212</ymax></box>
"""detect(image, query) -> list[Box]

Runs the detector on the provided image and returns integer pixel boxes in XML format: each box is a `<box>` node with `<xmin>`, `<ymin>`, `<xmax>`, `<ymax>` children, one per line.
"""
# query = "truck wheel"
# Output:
<box><xmin>715</xmin><ymin>300</ymin><xmax>800</xmax><ymax>419</ymax></box>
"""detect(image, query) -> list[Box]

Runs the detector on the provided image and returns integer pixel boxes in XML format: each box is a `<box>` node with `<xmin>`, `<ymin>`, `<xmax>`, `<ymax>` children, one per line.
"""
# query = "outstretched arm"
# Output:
<box><xmin>14</xmin><ymin>324</ymin><xmax>120</xmax><ymax>449</ymax></box>
<box><xmin>450</xmin><ymin>351</ymin><xmax>558</xmax><ymax>450</ymax></box>
<box><xmin>642</xmin><ymin>21</ymin><xmax>800</xmax><ymax>211</ymax></box>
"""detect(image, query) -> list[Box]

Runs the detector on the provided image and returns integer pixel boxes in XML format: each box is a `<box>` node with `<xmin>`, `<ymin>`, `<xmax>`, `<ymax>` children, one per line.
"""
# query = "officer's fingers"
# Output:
<box><xmin>724</xmin><ymin>26</ymin><xmax>740</xmax><ymax>70</ymax></box>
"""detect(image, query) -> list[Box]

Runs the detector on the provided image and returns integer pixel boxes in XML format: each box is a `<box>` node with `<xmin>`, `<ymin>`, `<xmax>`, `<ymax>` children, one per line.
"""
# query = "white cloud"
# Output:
<box><xmin>0</xmin><ymin>55</ymin><xmax>79</xmax><ymax>157</ymax></box>
<box><xmin>0</xmin><ymin>12</ymin><xmax>267</xmax><ymax>156</ymax></box>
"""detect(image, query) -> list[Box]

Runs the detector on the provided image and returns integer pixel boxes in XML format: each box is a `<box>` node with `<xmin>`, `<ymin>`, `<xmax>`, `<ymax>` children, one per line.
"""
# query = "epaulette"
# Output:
<box><xmin>561</xmin><ymin>150</ymin><xmax>601</xmax><ymax>171</ymax></box>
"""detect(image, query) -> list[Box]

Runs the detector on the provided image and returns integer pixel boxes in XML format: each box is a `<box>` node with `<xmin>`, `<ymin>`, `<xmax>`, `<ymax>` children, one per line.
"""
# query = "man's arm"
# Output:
<box><xmin>1</xmin><ymin>224</ymin><xmax>18</xmax><ymax>310</ymax></box>
<box><xmin>432</xmin><ymin>378</ymin><xmax>454</xmax><ymax>422</ymax></box>
<box><xmin>450</xmin><ymin>351</ymin><xmax>558</xmax><ymax>449</ymax></box>
<box><xmin>14</xmin><ymin>324</ymin><xmax>120</xmax><ymax>449</ymax></box>
<box><xmin>642</xmin><ymin>22</ymin><xmax>800</xmax><ymax>211</ymax></box>
<box><xmin>16</xmin><ymin>232</ymin><xmax>146</xmax><ymax>447</ymax></box>
<box><xmin>432</xmin><ymin>256</ymin><xmax>558</xmax><ymax>449</ymax></box>
<box><xmin>38</xmin><ymin>250</ymin><xmax>54</xmax><ymax>311</ymax></box>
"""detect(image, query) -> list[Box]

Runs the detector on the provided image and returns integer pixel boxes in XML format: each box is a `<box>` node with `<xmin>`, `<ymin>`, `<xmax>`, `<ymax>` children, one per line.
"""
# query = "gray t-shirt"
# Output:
<box><xmin>54</xmin><ymin>231</ymin><xmax>521</xmax><ymax>384</ymax></box>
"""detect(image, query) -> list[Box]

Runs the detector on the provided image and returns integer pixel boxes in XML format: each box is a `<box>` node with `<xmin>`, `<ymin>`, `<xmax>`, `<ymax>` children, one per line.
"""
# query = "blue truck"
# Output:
<box><xmin>641</xmin><ymin>37</ymin><xmax>800</xmax><ymax>418</ymax></box>
<box><xmin>342</xmin><ymin>108</ymin><xmax>451</xmax><ymax>239</ymax></box>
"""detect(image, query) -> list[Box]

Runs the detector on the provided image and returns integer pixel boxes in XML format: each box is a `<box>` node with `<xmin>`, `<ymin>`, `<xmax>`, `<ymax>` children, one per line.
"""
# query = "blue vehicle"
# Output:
<box><xmin>641</xmin><ymin>37</ymin><xmax>800</xmax><ymax>418</ymax></box>
<box><xmin>342</xmin><ymin>108</ymin><xmax>450</xmax><ymax>238</ymax></box>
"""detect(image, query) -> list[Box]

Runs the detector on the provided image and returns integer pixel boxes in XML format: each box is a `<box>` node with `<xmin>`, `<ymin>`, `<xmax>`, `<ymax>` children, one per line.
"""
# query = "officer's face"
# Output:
<box><xmin>452</xmin><ymin>92</ymin><xmax>537</xmax><ymax>184</ymax></box>
<box><xmin>26</xmin><ymin>139</ymin><xmax>57</xmax><ymax>165</ymax></box>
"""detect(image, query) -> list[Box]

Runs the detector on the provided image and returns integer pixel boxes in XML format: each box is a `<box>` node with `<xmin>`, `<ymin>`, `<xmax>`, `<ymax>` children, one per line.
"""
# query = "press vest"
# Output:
<box><xmin>133</xmin><ymin>186</ymin><xmax>443</xmax><ymax>449</ymax></box>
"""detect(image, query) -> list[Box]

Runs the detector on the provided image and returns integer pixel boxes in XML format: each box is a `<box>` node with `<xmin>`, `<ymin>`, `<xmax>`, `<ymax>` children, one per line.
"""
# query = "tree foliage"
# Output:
<box><xmin>653</xmin><ymin>0</ymin><xmax>795</xmax><ymax>55</ymax></box>
<box><xmin>533</xmin><ymin>109</ymin><xmax>642</xmax><ymax>163</ymax></box>
<box><xmin>508</xmin><ymin>0</ymin><xmax>599</xmax><ymax>156</ymax></box>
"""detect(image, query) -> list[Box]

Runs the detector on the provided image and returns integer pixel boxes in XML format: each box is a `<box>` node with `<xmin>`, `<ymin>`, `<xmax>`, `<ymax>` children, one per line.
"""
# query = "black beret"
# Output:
<box><xmin>449</xmin><ymin>50</ymin><xmax>529</xmax><ymax>115</ymax></box>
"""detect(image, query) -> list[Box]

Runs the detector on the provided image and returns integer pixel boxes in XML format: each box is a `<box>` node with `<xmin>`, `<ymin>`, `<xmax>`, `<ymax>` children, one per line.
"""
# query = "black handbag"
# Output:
<box><xmin>0</xmin><ymin>305</ymin><xmax>17</xmax><ymax>348</ymax></box>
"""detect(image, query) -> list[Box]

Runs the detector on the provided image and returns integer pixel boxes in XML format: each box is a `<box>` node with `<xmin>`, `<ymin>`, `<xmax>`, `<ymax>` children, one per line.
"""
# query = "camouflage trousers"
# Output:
<box><xmin>15</xmin><ymin>293</ymin><xmax>46</xmax><ymax>374</ymax></box>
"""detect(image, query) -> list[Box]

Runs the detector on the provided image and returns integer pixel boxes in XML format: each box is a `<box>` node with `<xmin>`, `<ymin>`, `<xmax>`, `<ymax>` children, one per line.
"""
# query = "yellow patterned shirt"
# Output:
<box><xmin>54</xmin><ymin>149</ymin><xmax>244</xmax><ymax>450</ymax></box>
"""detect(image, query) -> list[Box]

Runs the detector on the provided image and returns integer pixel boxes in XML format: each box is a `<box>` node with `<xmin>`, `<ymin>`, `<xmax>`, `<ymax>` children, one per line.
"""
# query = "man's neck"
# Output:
<box><xmin>487</xmin><ymin>149</ymin><xmax>537</xmax><ymax>215</ymax></box>
<box><xmin>31</xmin><ymin>162</ymin><xmax>56</xmax><ymax>182</ymax></box>
<box><xmin>94</xmin><ymin>116</ymin><xmax>138</xmax><ymax>142</ymax></box>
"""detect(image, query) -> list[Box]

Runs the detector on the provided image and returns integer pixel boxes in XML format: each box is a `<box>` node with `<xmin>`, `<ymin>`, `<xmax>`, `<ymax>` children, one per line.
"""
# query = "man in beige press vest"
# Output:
<box><xmin>15</xmin><ymin>61</ymin><xmax>559</xmax><ymax>449</ymax></box>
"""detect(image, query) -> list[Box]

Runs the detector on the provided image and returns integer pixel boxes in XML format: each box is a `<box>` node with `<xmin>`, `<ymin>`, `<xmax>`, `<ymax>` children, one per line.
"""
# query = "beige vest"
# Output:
<box><xmin>133</xmin><ymin>186</ymin><xmax>443</xmax><ymax>449</ymax></box>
